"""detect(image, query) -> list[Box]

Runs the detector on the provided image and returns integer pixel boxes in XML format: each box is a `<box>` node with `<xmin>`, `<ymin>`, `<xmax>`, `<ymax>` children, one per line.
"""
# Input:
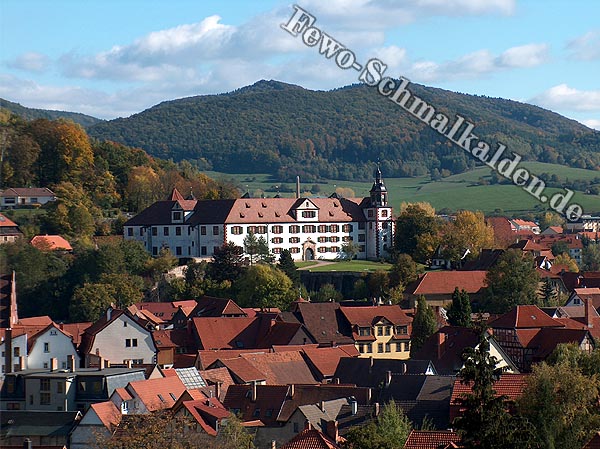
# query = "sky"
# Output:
<box><xmin>1</xmin><ymin>0</ymin><xmax>599</xmax><ymax>129</ymax></box>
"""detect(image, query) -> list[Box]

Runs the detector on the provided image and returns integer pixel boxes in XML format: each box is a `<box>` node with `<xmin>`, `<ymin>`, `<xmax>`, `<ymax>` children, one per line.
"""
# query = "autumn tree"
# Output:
<box><xmin>518</xmin><ymin>359</ymin><xmax>600</xmax><ymax>449</ymax></box>
<box><xmin>394</xmin><ymin>202</ymin><xmax>440</xmax><ymax>261</ymax></box>
<box><xmin>389</xmin><ymin>253</ymin><xmax>419</xmax><ymax>288</ymax></box>
<box><xmin>447</xmin><ymin>288</ymin><xmax>472</xmax><ymax>327</ymax></box>
<box><xmin>553</xmin><ymin>253</ymin><xmax>579</xmax><ymax>272</ymax></box>
<box><xmin>344</xmin><ymin>401</ymin><xmax>411</xmax><ymax>449</ymax></box>
<box><xmin>314</xmin><ymin>283</ymin><xmax>343</xmax><ymax>303</ymax></box>
<box><xmin>538</xmin><ymin>211</ymin><xmax>565</xmax><ymax>231</ymax></box>
<box><xmin>234</xmin><ymin>264</ymin><xmax>295</xmax><ymax>310</ymax></box>
<box><xmin>441</xmin><ymin>211</ymin><xmax>494</xmax><ymax>263</ymax></box>
<box><xmin>582</xmin><ymin>244</ymin><xmax>600</xmax><ymax>271</ymax></box>
<box><xmin>216</xmin><ymin>412</ymin><xmax>256</xmax><ymax>449</ymax></box>
<box><xmin>483</xmin><ymin>249</ymin><xmax>540</xmax><ymax>313</ymax></box>
<box><xmin>410</xmin><ymin>295</ymin><xmax>437</xmax><ymax>357</ymax></box>
<box><xmin>126</xmin><ymin>165</ymin><xmax>162</xmax><ymax>211</ymax></box>
<box><xmin>341</xmin><ymin>241</ymin><xmax>360</xmax><ymax>260</ymax></box>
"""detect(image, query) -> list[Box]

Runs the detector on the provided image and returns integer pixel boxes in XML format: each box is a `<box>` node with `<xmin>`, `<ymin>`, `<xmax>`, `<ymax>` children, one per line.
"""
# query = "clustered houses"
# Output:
<box><xmin>123</xmin><ymin>168</ymin><xmax>394</xmax><ymax>261</ymax></box>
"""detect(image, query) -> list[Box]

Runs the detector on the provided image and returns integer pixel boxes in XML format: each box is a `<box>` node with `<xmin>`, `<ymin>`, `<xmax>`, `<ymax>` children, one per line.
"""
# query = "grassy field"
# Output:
<box><xmin>304</xmin><ymin>260</ymin><xmax>392</xmax><ymax>272</ymax></box>
<box><xmin>295</xmin><ymin>261</ymin><xmax>319</xmax><ymax>269</ymax></box>
<box><xmin>206</xmin><ymin>161</ymin><xmax>600</xmax><ymax>215</ymax></box>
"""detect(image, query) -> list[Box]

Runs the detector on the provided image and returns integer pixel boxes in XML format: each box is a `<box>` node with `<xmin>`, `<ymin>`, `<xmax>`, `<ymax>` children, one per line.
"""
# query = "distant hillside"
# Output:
<box><xmin>88</xmin><ymin>80</ymin><xmax>600</xmax><ymax>182</ymax></box>
<box><xmin>0</xmin><ymin>98</ymin><xmax>102</xmax><ymax>128</ymax></box>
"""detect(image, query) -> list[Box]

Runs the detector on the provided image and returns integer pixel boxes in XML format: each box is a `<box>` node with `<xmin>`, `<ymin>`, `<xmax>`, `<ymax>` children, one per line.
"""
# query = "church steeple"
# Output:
<box><xmin>369</xmin><ymin>164</ymin><xmax>388</xmax><ymax>207</ymax></box>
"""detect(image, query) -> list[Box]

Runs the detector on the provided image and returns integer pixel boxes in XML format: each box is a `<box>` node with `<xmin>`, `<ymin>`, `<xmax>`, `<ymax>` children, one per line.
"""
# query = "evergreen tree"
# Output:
<box><xmin>209</xmin><ymin>242</ymin><xmax>245</xmax><ymax>283</ymax></box>
<box><xmin>278</xmin><ymin>249</ymin><xmax>300</xmax><ymax>285</ymax></box>
<box><xmin>410</xmin><ymin>295</ymin><xmax>437</xmax><ymax>357</ymax></box>
<box><xmin>454</xmin><ymin>331</ymin><xmax>539</xmax><ymax>449</ymax></box>
<box><xmin>447</xmin><ymin>287</ymin><xmax>472</xmax><ymax>327</ymax></box>
<box><xmin>540</xmin><ymin>277</ymin><xmax>557</xmax><ymax>306</ymax></box>
<box><xmin>243</xmin><ymin>232</ymin><xmax>259</xmax><ymax>265</ymax></box>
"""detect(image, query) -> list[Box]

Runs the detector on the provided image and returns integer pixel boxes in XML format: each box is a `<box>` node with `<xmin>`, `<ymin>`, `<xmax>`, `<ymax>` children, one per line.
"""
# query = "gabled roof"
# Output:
<box><xmin>0</xmin><ymin>187</ymin><xmax>55</xmax><ymax>197</ymax></box>
<box><xmin>192</xmin><ymin>316</ymin><xmax>261</xmax><ymax>350</ymax></box>
<box><xmin>195</xmin><ymin>349</ymin><xmax>267</xmax><ymax>370</ymax></box>
<box><xmin>30</xmin><ymin>235</ymin><xmax>72</xmax><ymax>251</ymax></box>
<box><xmin>451</xmin><ymin>374</ymin><xmax>528</xmax><ymax>404</ymax></box>
<box><xmin>127</xmin><ymin>376</ymin><xmax>187</xmax><ymax>412</ymax></box>
<box><xmin>58</xmin><ymin>322</ymin><xmax>91</xmax><ymax>346</ymax></box>
<box><xmin>279</xmin><ymin>428</ymin><xmax>340</xmax><ymax>449</ymax></box>
<box><xmin>301</xmin><ymin>346</ymin><xmax>358</xmax><ymax>379</ymax></box>
<box><xmin>333</xmin><ymin>358</ymin><xmax>436</xmax><ymax>386</ymax></box>
<box><xmin>213</xmin><ymin>356</ymin><xmax>267</xmax><ymax>383</ymax></box>
<box><xmin>26</xmin><ymin>322</ymin><xmax>75</xmax><ymax>352</ymax></box>
<box><xmin>489</xmin><ymin>305</ymin><xmax>564</xmax><ymax>329</ymax></box>
<box><xmin>340</xmin><ymin>305</ymin><xmax>412</xmax><ymax>327</ymax></box>
<box><xmin>238</xmin><ymin>351</ymin><xmax>318</xmax><ymax>385</ymax></box>
<box><xmin>406</xmin><ymin>271</ymin><xmax>488</xmax><ymax>295</ymax></box>
<box><xmin>112</xmin><ymin>387</ymin><xmax>133</xmax><ymax>401</ymax></box>
<box><xmin>287</xmin><ymin>302</ymin><xmax>354</xmax><ymax>345</ymax></box>
<box><xmin>528</xmin><ymin>327</ymin><xmax>592</xmax><ymax>360</ymax></box>
<box><xmin>180</xmin><ymin>398</ymin><xmax>230</xmax><ymax>436</ymax></box>
<box><xmin>403</xmin><ymin>430</ymin><xmax>461</xmax><ymax>449</ymax></box>
<box><xmin>223</xmin><ymin>384</ymin><xmax>290</xmax><ymax>426</ymax></box>
<box><xmin>0</xmin><ymin>213</ymin><xmax>19</xmax><ymax>228</ymax></box>
<box><xmin>191</xmin><ymin>296</ymin><xmax>246</xmax><ymax>317</ymax></box>
<box><xmin>89</xmin><ymin>401</ymin><xmax>122</xmax><ymax>430</ymax></box>
<box><xmin>199</xmin><ymin>367</ymin><xmax>235</xmax><ymax>401</ymax></box>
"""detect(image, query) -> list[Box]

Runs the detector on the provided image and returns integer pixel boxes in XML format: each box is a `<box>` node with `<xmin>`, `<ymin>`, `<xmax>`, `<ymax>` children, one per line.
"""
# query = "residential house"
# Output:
<box><xmin>412</xmin><ymin>326</ymin><xmax>519</xmax><ymax>375</ymax></box>
<box><xmin>333</xmin><ymin>358</ymin><xmax>437</xmax><ymax>387</ymax></box>
<box><xmin>172</xmin><ymin>391</ymin><xmax>230</xmax><ymax>437</ymax></box>
<box><xmin>378</xmin><ymin>374</ymin><xmax>455</xmax><ymax>430</ymax></box>
<box><xmin>566</xmin><ymin>214</ymin><xmax>600</xmax><ymax>233</ymax></box>
<box><xmin>79</xmin><ymin>308</ymin><xmax>157</xmax><ymax>367</ymax></box>
<box><xmin>510</xmin><ymin>219</ymin><xmax>541</xmax><ymax>234</ymax></box>
<box><xmin>198</xmin><ymin>366</ymin><xmax>235</xmax><ymax>401</ymax></box>
<box><xmin>133</xmin><ymin>299</ymin><xmax>198</xmax><ymax>328</ymax></box>
<box><xmin>279</xmin><ymin>301</ymin><xmax>355</xmax><ymax>346</ymax></box>
<box><xmin>299</xmin><ymin>346</ymin><xmax>360</xmax><ymax>382</ymax></box>
<box><xmin>490</xmin><ymin>305</ymin><xmax>595</xmax><ymax>372</ymax></box>
<box><xmin>403</xmin><ymin>430</ymin><xmax>461</xmax><ymax>449</ymax></box>
<box><xmin>26</xmin><ymin>322</ymin><xmax>80</xmax><ymax>371</ymax></box>
<box><xmin>339</xmin><ymin>305</ymin><xmax>413</xmax><ymax>359</ymax></box>
<box><xmin>125</xmin><ymin>375</ymin><xmax>187</xmax><ymax>414</ymax></box>
<box><xmin>404</xmin><ymin>271</ymin><xmax>488</xmax><ymax>308</ymax></box>
<box><xmin>123</xmin><ymin>168</ymin><xmax>394</xmax><ymax>261</ymax></box>
<box><xmin>278</xmin><ymin>428</ymin><xmax>341</xmax><ymax>449</ymax></box>
<box><xmin>541</xmin><ymin>225</ymin><xmax>564</xmax><ymax>235</ymax></box>
<box><xmin>0</xmin><ymin>213</ymin><xmax>22</xmax><ymax>243</ymax></box>
<box><xmin>0</xmin><ymin>187</ymin><xmax>55</xmax><ymax>209</ymax></box>
<box><xmin>70</xmin><ymin>401</ymin><xmax>122</xmax><ymax>449</ymax></box>
<box><xmin>0</xmin><ymin>410</ymin><xmax>80</xmax><ymax>448</ymax></box>
<box><xmin>0</xmin><ymin>365</ymin><xmax>146</xmax><ymax>412</ymax></box>
<box><xmin>30</xmin><ymin>234</ymin><xmax>73</xmax><ymax>251</ymax></box>
<box><xmin>449</xmin><ymin>373</ymin><xmax>528</xmax><ymax>423</ymax></box>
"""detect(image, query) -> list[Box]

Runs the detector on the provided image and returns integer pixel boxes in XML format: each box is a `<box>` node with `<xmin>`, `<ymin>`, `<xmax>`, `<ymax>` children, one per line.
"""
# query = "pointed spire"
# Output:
<box><xmin>168</xmin><ymin>188</ymin><xmax>184</xmax><ymax>201</ymax></box>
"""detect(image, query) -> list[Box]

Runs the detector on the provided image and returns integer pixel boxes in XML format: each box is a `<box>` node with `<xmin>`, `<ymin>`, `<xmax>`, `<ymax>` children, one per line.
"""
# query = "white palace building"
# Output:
<box><xmin>123</xmin><ymin>168</ymin><xmax>394</xmax><ymax>261</ymax></box>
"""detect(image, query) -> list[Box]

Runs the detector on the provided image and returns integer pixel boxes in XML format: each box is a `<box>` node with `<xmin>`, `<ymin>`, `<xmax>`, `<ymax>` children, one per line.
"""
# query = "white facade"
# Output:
<box><xmin>124</xmin><ymin>170</ymin><xmax>395</xmax><ymax>261</ymax></box>
<box><xmin>87</xmin><ymin>313</ymin><xmax>156</xmax><ymax>366</ymax></box>
<box><xmin>27</xmin><ymin>325</ymin><xmax>80</xmax><ymax>371</ymax></box>
<box><xmin>0</xmin><ymin>188</ymin><xmax>56</xmax><ymax>209</ymax></box>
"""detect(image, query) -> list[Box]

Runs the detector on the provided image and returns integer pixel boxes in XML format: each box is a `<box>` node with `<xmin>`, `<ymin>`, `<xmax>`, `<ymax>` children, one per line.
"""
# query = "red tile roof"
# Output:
<box><xmin>89</xmin><ymin>401</ymin><xmax>122</xmax><ymax>430</ymax></box>
<box><xmin>113</xmin><ymin>387</ymin><xmax>132</xmax><ymax>401</ymax></box>
<box><xmin>403</xmin><ymin>430</ymin><xmax>461</xmax><ymax>449</ymax></box>
<box><xmin>450</xmin><ymin>374</ymin><xmax>529</xmax><ymax>404</ymax></box>
<box><xmin>489</xmin><ymin>305</ymin><xmax>564</xmax><ymax>329</ymax></box>
<box><xmin>196</xmin><ymin>349</ymin><xmax>268</xmax><ymax>370</ymax></box>
<box><xmin>583</xmin><ymin>432</ymin><xmax>600</xmax><ymax>449</ymax></box>
<box><xmin>223</xmin><ymin>384</ymin><xmax>290</xmax><ymax>426</ymax></box>
<box><xmin>0</xmin><ymin>213</ymin><xmax>18</xmax><ymax>228</ymax></box>
<box><xmin>1</xmin><ymin>187</ymin><xmax>55</xmax><ymax>197</ymax></box>
<box><xmin>127</xmin><ymin>376</ymin><xmax>187</xmax><ymax>411</ymax></box>
<box><xmin>191</xmin><ymin>296</ymin><xmax>246</xmax><ymax>317</ymax></box>
<box><xmin>301</xmin><ymin>346</ymin><xmax>357</xmax><ymax>379</ymax></box>
<box><xmin>30</xmin><ymin>235</ymin><xmax>72</xmax><ymax>251</ymax></box>
<box><xmin>181</xmin><ymin>398</ymin><xmax>230</xmax><ymax>436</ymax></box>
<box><xmin>214</xmin><ymin>356</ymin><xmax>267</xmax><ymax>383</ymax></box>
<box><xmin>59</xmin><ymin>322</ymin><xmax>92</xmax><ymax>346</ymax></box>
<box><xmin>192</xmin><ymin>317</ymin><xmax>260</xmax><ymax>350</ymax></box>
<box><xmin>406</xmin><ymin>271</ymin><xmax>488</xmax><ymax>295</ymax></box>
<box><xmin>237</xmin><ymin>351</ymin><xmax>318</xmax><ymax>385</ymax></box>
<box><xmin>279</xmin><ymin>428</ymin><xmax>340</xmax><ymax>449</ymax></box>
<box><xmin>199</xmin><ymin>367</ymin><xmax>235</xmax><ymax>401</ymax></box>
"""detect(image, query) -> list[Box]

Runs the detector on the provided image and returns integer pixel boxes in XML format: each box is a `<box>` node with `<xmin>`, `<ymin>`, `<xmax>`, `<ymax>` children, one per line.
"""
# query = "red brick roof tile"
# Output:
<box><xmin>489</xmin><ymin>305</ymin><xmax>564</xmax><ymax>329</ymax></box>
<box><xmin>407</xmin><ymin>271</ymin><xmax>488</xmax><ymax>295</ymax></box>
<box><xmin>302</xmin><ymin>346</ymin><xmax>357</xmax><ymax>379</ymax></box>
<box><xmin>403</xmin><ymin>430</ymin><xmax>461</xmax><ymax>449</ymax></box>
<box><xmin>279</xmin><ymin>428</ymin><xmax>340</xmax><ymax>449</ymax></box>
<box><xmin>127</xmin><ymin>376</ymin><xmax>187</xmax><ymax>411</ymax></box>
<box><xmin>340</xmin><ymin>305</ymin><xmax>412</xmax><ymax>327</ymax></box>
<box><xmin>450</xmin><ymin>374</ymin><xmax>528</xmax><ymax>404</ymax></box>
<box><xmin>89</xmin><ymin>401</ymin><xmax>122</xmax><ymax>430</ymax></box>
<box><xmin>30</xmin><ymin>235</ymin><xmax>72</xmax><ymax>251</ymax></box>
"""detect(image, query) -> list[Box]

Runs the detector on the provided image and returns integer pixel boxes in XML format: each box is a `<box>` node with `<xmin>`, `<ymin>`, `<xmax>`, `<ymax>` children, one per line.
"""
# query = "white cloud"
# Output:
<box><xmin>567</xmin><ymin>29</ymin><xmax>600</xmax><ymax>61</ymax></box>
<box><xmin>497</xmin><ymin>43</ymin><xmax>549</xmax><ymax>68</ymax></box>
<box><xmin>405</xmin><ymin>43</ymin><xmax>548</xmax><ymax>82</ymax></box>
<box><xmin>6</xmin><ymin>52</ymin><xmax>50</xmax><ymax>73</ymax></box>
<box><xmin>530</xmin><ymin>84</ymin><xmax>600</xmax><ymax>112</ymax></box>
<box><xmin>581</xmin><ymin>119</ymin><xmax>600</xmax><ymax>130</ymax></box>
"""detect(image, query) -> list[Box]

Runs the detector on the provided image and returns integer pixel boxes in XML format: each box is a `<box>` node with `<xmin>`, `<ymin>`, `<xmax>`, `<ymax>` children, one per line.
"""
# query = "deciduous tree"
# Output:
<box><xmin>442</xmin><ymin>211</ymin><xmax>494</xmax><ymax>263</ymax></box>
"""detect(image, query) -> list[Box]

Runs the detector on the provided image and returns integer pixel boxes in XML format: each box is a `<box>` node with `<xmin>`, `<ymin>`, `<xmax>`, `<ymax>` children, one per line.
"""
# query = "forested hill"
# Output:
<box><xmin>0</xmin><ymin>98</ymin><xmax>102</xmax><ymax>128</ymax></box>
<box><xmin>83</xmin><ymin>79</ymin><xmax>599</xmax><ymax>182</ymax></box>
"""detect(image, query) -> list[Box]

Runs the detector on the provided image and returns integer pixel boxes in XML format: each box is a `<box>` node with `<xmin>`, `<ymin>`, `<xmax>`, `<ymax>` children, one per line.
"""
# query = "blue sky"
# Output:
<box><xmin>1</xmin><ymin>0</ymin><xmax>599</xmax><ymax>129</ymax></box>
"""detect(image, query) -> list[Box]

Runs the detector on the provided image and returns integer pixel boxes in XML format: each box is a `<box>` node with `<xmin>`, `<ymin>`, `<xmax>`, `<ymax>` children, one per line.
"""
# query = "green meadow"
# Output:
<box><xmin>206</xmin><ymin>162</ymin><xmax>600</xmax><ymax>216</ymax></box>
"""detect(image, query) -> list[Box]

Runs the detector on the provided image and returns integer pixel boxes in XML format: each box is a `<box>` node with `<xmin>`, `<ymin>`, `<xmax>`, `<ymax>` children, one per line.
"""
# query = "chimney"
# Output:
<box><xmin>320</xmin><ymin>400</ymin><xmax>326</xmax><ymax>412</ymax></box>
<box><xmin>350</xmin><ymin>398</ymin><xmax>358</xmax><ymax>416</ymax></box>
<box><xmin>23</xmin><ymin>438</ymin><xmax>32</xmax><ymax>449</ymax></box>
<box><xmin>68</xmin><ymin>354</ymin><xmax>76</xmax><ymax>372</ymax></box>
<box><xmin>367</xmin><ymin>387</ymin><xmax>372</xmax><ymax>402</ymax></box>
<box><xmin>325</xmin><ymin>420</ymin><xmax>339</xmax><ymax>442</ymax></box>
<box><xmin>289</xmin><ymin>384</ymin><xmax>295</xmax><ymax>398</ymax></box>
<box><xmin>296</xmin><ymin>176</ymin><xmax>300</xmax><ymax>199</ymax></box>
<box><xmin>385</xmin><ymin>370</ymin><xmax>392</xmax><ymax>387</ymax></box>
<box><xmin>374</xmin><ymin>402</ymin><xmax>380</xmax><ymax>417</ymax></box>
<box><xmin>271</xmin><ymin>441</ymin><xmax>277</xmax><ymax>449</ymax></box>
<box><xmin>369</xmin><ymin>356</ymin><xmax>374</xmax><ymax>374</ymax></box>
<box><xmin>126</xmin><ymin>359</ymin><xmax>132</xmax><ymax>369</ymax></box>
<box><xmin>98</xmin><ymin>356</ymin><xmax>104</xmax><ymax>371</ymax></box>
<box><xmin>251</xmin><ymin>381</ymin><xmax>257</xmax><ymax>402</ymax></box>
<box><xmin>215</xmin><ymin>381</ymin><xmax>222</xmax><ymax>400</ymax></box>
<box><xmin>9</xmin><ymin>271</ymin><xmax>18</xmax><ymax>326</ymax></box>
<box><xmin>106</xmin><ymin>307</ymin><xmax>112</xmax><ymax>322</ymax></box>
<box><xmin>437</xmin><ymin>332</ymin><xmax>446</xmax><ymax>359</ymax></box>
<box><xmin>401</xmin><ymin>362</ymin><xmax>407</xmax><ymax>374</ymax></box>
<box><xmin>4</xmin><ymin>328</ymin><xmax>12</xmax><ymax>375</ymax></box>
<box><xmin>51</xmin><ymin>357</ymin><xmax>58</xmax><ymax>371</ymax></box>
<box><xmin>585</xmin><ymin>297</ymin><xmax>596</xmax><ymax>328</ymax></box>
<box><xmin>18</xmin><ymin>356</ymin><xmax>25</xmax><ymax>371</ymax></box>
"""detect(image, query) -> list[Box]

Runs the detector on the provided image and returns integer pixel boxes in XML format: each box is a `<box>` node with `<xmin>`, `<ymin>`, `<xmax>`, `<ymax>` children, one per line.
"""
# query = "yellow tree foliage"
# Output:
<box><xmin>442</xmin><ymin>210</ymin><xmax>495</xmax><ymax>262</ymax></box>
<box><xmin>399</xmin><ymin>201</ymin><xmax>436</xmax><ymax>216</ymax></box>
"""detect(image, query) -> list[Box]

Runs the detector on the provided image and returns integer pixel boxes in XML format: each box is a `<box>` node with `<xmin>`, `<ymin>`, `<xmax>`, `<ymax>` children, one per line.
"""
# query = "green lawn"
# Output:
<box><xmin>205</xmin><ymin>162</ymin><xmax>600</xmax><ymax>216</ymax></box>
<box><xmin>306</xmin><ymin>260</ymin><xmax>392</xmax><ymax>272</ymax></box>
<box><xmin>295</xmin><ymin>261</ymin><xmax>319</xmax><ymax>269</ymax></box>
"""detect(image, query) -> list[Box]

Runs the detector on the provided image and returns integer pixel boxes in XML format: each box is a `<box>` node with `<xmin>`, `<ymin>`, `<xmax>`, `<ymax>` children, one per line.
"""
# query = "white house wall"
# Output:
<box><xmin>28</xmin><ymin>328</ymin><xmax>80</xmax><ymax>370</ymax></box>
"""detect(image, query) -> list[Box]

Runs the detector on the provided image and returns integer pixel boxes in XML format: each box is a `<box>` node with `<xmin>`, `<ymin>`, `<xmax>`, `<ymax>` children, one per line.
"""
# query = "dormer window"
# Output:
<box><xmin>172</xmin><ymin>211</ymin><xmax>182</xmax><ymax>222</ymax></box>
